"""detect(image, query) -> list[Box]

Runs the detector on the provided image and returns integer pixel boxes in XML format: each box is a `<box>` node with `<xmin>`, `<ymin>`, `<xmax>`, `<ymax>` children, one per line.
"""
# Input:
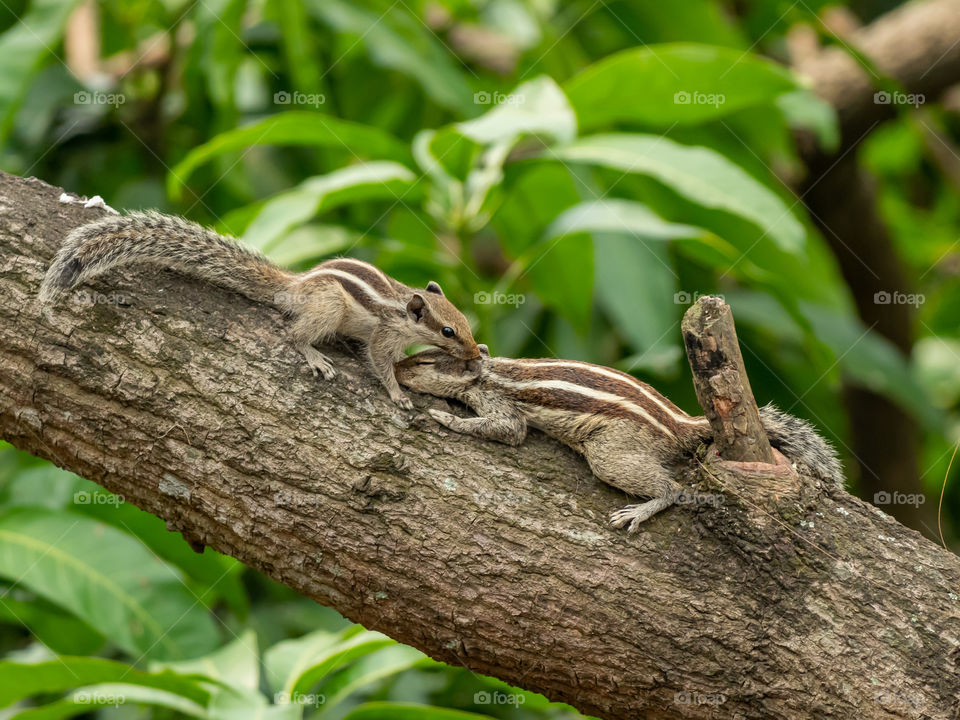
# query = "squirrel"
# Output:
<box><xmin>38</xmin><ymin>211</ymin><xmax>480</xmax><ymax>408</ymax></box>
<box><xmin>395</xmin><ymin>346</ymin><xmax>843</xmax><ymax>531</ymax></box>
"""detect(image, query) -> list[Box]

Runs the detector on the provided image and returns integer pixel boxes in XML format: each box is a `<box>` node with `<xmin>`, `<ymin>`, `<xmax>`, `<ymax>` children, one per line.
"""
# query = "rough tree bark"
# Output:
<box><xmin>791</xmin><ymin>0</ymin><xmax>960</xmax><ymax>531</ymax></box>
<box><xmin>681</xmin><ymin>298</ymin><xmax>774</xmax><ymax>464</ymax></box>
<box><xmin>1</xmin><ymin>171</ymin><xmax>959</xmax><ymax>720</ymax></box>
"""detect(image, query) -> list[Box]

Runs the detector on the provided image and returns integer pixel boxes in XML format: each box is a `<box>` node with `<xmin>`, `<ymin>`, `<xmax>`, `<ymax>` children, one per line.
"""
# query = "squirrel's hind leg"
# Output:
<box><xmin>583</xmin><ymin>432</ymin><xmax>683</xmax><ymax>531</ymax></box>
<box><xmin>609</xmin><ymin>497</ymin><xmax>677</xmax><ymax>533</ymax></box>
<box><xmin>286</xmin><ymin>283</ymin><xmax>346</xmax><ymax>380</ymax></box>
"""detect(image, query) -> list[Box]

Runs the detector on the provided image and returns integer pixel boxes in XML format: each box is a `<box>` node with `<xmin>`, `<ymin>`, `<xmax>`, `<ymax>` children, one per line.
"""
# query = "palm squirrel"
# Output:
<box><xmin>39</xmin><ymin>211</ymin><xmax>480</xmax><ymax>408</ymax></box>
<box><xmin>395</xmin><ymin>346</ymin><xmax>843</xmax><ymax>531</ymax></box>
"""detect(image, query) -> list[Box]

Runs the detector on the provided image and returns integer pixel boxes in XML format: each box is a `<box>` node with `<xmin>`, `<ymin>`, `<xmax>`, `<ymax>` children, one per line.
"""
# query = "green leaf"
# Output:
<box><xmin>151</xmin><ymin>632</ymin><xmax>284</xmax><ymax>719</ymax></box>
<box><xmin>265</xmin><ymin>626</ymin><xmax>396</xmax><ymax>696</ymax></box>
<box><xmin>0</xmin><ymin>509</ymin><xmax>219</xmax><ymax>661</ymax></box>
<box><xmin>456</xmin><ymin>76</ymin><xmax>577</xmax><ymax>146</ymax></box>
<box><xmin>776</xmin><ymin>90</ymin><xmax>840</xmax><ymax>152</ymax></box>
<box><xmin>168</xmin><ymin>113</ymin><xmax>412</xmax><ymax>199</ymax></box>
<box><xmin>307</xmin><ymin>0</ymin><xmax>474</xmax><ymax>114</ymax></box>
<box><xmin>206</xmin><ymin>694</ymin><xmax>301</xmax><ymax>720</ymax></box>
<box><xmin>272</xmin><ymin>0</ymin><xmax>323</xmax><ymax>94</ymax></box>
<box><xmin>491</xmin><ymin>163</ymin><xmax>583</xmax><ymax>256</ymax></box>
<box><xmin>594</xmin><ymin>234</ymin><xmax>680</xmax><ymax>357</ymax></box>
<box><xmin>0</xmin><ymin>657</ymin><xmax>209</xmax><ymax>708</ymax></box>
<box><xmin>618</xmin><ymin>0</ymin><xmax>744</xmax><ymax>47</ymax></box>
<box><xmin>265</xmin><ymin>224</ymin><xmax>360</xmax><ymax>267</ymax></box>
<box><xmin>0</xmin><ymin>459</ymin><xmax>247</xmax><ymax>617</ymax></box>
<box><xmin>71</xmin><ymin>490</ymin><xmax>247</xmax><ymax>618</ymax></box>
<box><xmin>551</xmin><ymin>133</ymin><xmax>806</xmax><ymax>252</ymax></box>
<box><xmin>545</xmin><ymin>199</ymin><xmax>705</xmax><ymax>240</ymax></box>
<box><xmin>152</xmin><ymin>630</ymin><xmax>259</xmax><ymax>691</ymax></box>
<box><xmin>526</xmin><ymin>236</ymin><xmax>594</xmax><ymax>333</ymax></box>
<box><xmin>241</xmin><ymin>162</ymin><xmax>418</xmax><ymax>251</ymax></box>
<box><xmin>801</xmin><ymin>304</ymin><xmax>943</xmax><ymax>430</ymax></box>
<box><xmin>0</xmin><ymin>595</ymin><xmax>103</xmax><ymax>656</ymax></box>
<box><xmin>315</xmin><ymin>645</ymin><xmax>431</xmax><ymax>714</ymax></box>
<box><xmin>914</xmin><ymin>337</ymin><xmax>960</xmax><ymax>408</ymax></box>
<box><xmin>0</xmin><ymin>0</ymin><xmax>77</xmax><ymax>144</ymax></box>
<box><xmin>10</xmin><ymin>684</ymin><xmax>208</xmax><ymax>720</ymax></box>
<box><xmin>564</xmin><ymin>43</ymin><xmax>799</xmax><ymax>130</ymax></box>
<box><xmin>190</xmin><ymin>0</ymin><xmax>247</xmax><ymax>113</ymax></box>
<box><xmin>342</xmin><ymin>702</ymin><xmax>493</xmax><ymax>720</ymax></box>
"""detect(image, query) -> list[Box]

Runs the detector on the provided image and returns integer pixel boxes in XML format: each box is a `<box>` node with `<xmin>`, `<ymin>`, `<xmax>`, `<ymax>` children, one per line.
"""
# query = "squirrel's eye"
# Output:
<box><xmin>441</xmin><ymin>326</ymin><xmax>455</xmax><ymax>338</ymax></box>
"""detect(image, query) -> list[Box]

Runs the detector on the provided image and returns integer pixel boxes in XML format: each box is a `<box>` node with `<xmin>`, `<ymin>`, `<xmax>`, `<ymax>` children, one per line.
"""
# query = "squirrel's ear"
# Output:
<box><xmin>425</xmin><ymin>281</ymin><xmax>444</xmax><ymax>296</ymax></box>
<box><xmin>478</xmin><ymin>343</ymin><xmax>490</xmax><ymax>357</ymax></box>
<box><xmin>406</xmin><ymin>293</ymin><xmax>427</xmax><ymax>322</ymax></box>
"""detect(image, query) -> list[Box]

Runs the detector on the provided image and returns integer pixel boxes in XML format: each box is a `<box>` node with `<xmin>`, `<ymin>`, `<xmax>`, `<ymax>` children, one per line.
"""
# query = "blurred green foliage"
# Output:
<box><xmin>0</xmin><ymin>0</ymin><xmax>958</xmax><ymax>717</ymax></box>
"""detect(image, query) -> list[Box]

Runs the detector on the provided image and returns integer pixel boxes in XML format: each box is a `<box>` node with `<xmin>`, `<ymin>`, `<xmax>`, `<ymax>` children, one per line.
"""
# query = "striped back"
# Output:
<box><xmin>486</xmin><ymin>357</ymin><xmax>708</xmax><ymax>440</ymax></box>
<box><xmin>301</xmin><ymin>258</ymin><xmax>406</xmax><ymax>315</ymax></box>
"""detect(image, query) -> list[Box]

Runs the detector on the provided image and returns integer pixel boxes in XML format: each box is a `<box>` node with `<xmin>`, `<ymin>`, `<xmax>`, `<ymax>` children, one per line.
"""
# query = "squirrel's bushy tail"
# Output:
<box><xmin>39</xmin><ymin>211</ymin><xmax>293</xmax><ymax>306</ymax></box>
<box><xmin>759</xmin><ymin>404</ymin><xmax>844</xmax><ymax>487</ymax></box>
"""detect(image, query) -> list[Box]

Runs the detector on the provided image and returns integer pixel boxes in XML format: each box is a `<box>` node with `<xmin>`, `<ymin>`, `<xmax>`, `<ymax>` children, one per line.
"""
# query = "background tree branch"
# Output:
<box><xmin>2</xmin><ymin>171</ymin><xmax>959</xmax><ymax>719</ymax></box>
<box><xmin>793</xmin><ymin>0</ymin><xmax>960</xmax><ymax>530</ymax></box>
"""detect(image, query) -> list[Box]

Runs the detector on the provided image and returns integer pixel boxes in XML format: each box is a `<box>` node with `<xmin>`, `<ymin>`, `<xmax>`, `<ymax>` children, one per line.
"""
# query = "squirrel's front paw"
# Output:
<box><xmin>301</xmin><ymin>347</ymin><xmax>337</xmax><ymax>380</ymax></box>
<box><xmin>392</xmin><ymin>394</ymin><xmax>414</xmax><ymax>410</ymax></box>
<box><xmin>428</xmin><ymin>409</ymin><xmax>457</xmax><ymax>428</ymax></box>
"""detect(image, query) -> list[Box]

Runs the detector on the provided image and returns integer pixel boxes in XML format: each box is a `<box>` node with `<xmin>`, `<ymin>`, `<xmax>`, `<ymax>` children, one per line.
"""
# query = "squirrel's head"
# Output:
<box><xmin>405</xmin><ymin>281</ymin><xmax>480</xmax><ymax>360</ymax></box>
<box><xmin>395</xmin><ymin>344</ymin><xmax>489</xmax><ymax>397</ymax></box>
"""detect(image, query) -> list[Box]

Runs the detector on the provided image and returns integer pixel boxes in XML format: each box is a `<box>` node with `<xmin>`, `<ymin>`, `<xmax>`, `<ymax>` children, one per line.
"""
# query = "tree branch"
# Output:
<box><xmin>1</xmin><ymin>171</ymin><xmax>959</xmax><ymax>720</ymax></box>
<box><xmin>791</xmin><ymin>0</ymin><xmax>960</xmax><ymax>531</ymax></box>
<box><xmin>795</xmin><ymin>0</ymin><xmax>960</xmax><ymax>154</ymax></box>
<box><xmin>681</xmin><ymin>296</ymin><xmax>774</xmax><ymax>464</ymax></box>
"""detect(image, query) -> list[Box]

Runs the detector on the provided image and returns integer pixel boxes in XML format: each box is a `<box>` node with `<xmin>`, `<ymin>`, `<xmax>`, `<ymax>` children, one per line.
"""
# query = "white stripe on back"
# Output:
<box><xmin>301</xmin><ymin>268</ymin><xmax>402</xmax><ymax>309</ymax></box>
<box><xmin>506</xmin><ymin>359</ymin><xmax>708</xmax><ymax>426</ymax></box>
<box><xmin>327</xmin><ymin>258</ymin><xmax>394</xmax><ymax>291</ymax></box>
<box><xmin>486</xmin><ymin>374</ymin><xmax>677</xmax><ymax>438</ymax></box>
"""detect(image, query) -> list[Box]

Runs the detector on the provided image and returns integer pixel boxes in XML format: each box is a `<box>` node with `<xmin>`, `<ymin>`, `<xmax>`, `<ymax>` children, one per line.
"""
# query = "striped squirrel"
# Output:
<box><xmin>396</xmin><ymin>346</ymin><xmax>843</xmax><ymax>531</ymax></box>
<box><xmin>39</xmin><ymin>211</ymin><xmax>480</xmax><ymax>408</ymax></box>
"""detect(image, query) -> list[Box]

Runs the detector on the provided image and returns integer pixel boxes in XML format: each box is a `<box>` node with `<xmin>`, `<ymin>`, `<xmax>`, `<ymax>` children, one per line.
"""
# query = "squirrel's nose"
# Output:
<box><xmin>461</xmin><ymin>344</ymin><xmax>481</xmax><ymax>360</ymax></box>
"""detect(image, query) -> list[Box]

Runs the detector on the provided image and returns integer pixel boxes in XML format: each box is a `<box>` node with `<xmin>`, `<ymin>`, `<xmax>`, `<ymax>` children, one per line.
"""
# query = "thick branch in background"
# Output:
<box><xmin>795</xmin><ymin>0</ymin><xmax>960</xmax><ymax>153</ymax></box>
<box><xmin>1</xmin><ymin>171</ymin><xmax>959</xmax><ymax>719</ymax></box>
<box><xmin>792</xmin><ymin>0</ymin><xmax>960</xmax><ymax>530</ymax></box>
